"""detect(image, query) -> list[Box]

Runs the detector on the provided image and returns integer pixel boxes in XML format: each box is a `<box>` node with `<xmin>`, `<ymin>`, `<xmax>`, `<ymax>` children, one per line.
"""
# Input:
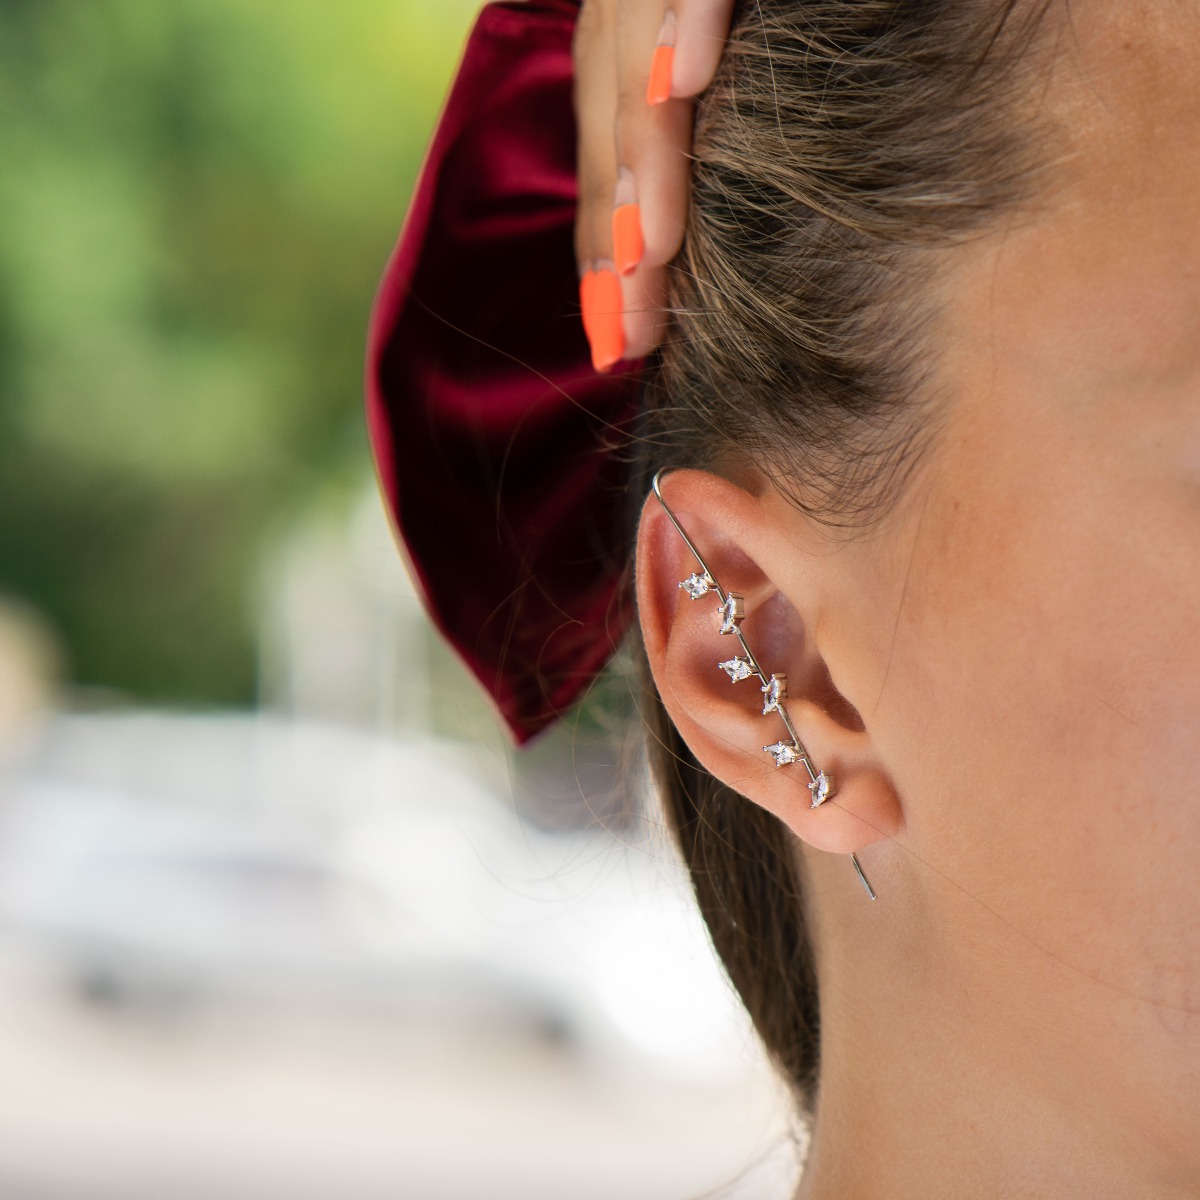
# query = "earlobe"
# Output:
<box><xmin>768</xmin><ymin>701</ymin><xmax>903</xmax><ymax>854</ymax></box>
<box><xmin>635</xmin><ymin>470</ymin><xmax>904</xmax><ymax>876</ymax></box>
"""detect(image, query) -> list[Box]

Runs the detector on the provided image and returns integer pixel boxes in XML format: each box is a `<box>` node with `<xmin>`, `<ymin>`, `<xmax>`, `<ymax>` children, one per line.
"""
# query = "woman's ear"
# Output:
<box><xmin>636</xmin><ymin>469</ymin><xmax>903</xmax><ymax>854</ymax></box>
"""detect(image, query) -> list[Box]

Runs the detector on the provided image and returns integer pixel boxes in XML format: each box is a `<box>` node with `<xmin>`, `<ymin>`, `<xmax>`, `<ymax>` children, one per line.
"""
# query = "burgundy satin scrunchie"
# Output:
<box><xmin>366</xmin><ymin>0</ymin><xmax>644</xmax><ymax>745</ymax></box>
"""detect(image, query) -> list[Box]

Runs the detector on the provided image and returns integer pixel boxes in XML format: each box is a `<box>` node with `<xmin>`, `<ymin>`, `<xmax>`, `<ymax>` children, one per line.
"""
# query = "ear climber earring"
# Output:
<box><xmin>651</xmin><ymin>470</ymin><xmax>877</xmax><ymax>901</ymax></box>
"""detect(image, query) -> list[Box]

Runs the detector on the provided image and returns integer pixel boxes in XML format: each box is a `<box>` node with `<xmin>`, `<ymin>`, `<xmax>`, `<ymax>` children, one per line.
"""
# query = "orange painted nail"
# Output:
<box><xmin>584</xmin><ymin>268</ymin><xmax>625</xmax><ymax>372</ymax></box>
<box><xmin>646</xmin><ymin>44</ymin><xmax>674</xmax><ymax>105</ymax></box>
<box><xmin>612</xmin><ymin>203</ymin><xmax>644</xmax><ymax>276</ymax></box>
<box><xmin>579</xmin><ymin>269</ymin><xmax>597</xmax><ymax>345</ymax></box>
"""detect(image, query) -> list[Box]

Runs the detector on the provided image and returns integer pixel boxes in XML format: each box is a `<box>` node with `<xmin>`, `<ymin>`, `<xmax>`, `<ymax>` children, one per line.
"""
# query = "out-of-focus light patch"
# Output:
<box><xmin>594</xmin><ymin>895</ymin><xmax>755</xmax><ymax>1077</ymax></box>
<box><xmin>334</xmin><ymin>802</ymin><xmax>501</xmax><ymax>958</ymax></box>
<box><xmin>0</xmin><ymin>595</ymin><xmax>63</xmax><ymax>763</ymax></box>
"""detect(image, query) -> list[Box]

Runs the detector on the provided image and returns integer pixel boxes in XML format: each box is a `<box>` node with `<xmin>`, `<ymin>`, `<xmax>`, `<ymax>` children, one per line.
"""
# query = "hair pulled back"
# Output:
<box><xmin>635</xmin><ymin>0</ymin><xmax>1056</xmax><ymax>1118</ymax></box>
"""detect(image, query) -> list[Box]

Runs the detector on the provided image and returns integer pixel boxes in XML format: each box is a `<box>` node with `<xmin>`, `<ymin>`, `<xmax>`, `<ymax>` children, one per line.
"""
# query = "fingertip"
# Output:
<box><xmin>671</xmin><ymin>0</ymin><xmax>735</xmax><ymax>97</ymax></box>
<box><xmin>620</xmin><ymin>266</ymin><xmax>669</xmax><ymax>361</ymax></box>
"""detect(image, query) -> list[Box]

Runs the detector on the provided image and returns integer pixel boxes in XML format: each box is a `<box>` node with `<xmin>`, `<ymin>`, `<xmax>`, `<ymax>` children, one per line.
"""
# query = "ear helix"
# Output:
<box><xmin>653</xmin><ymin>471</ymin><xmax>877</xmax><ymax>901</ymax></box>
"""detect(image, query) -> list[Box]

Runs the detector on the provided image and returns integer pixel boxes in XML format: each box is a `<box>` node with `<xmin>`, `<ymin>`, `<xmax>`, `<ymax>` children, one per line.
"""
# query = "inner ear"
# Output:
<box><xmin>753</xmin><ymin>590</ymin><xmax>865</xmax><ymax>735</ymax></box>
<box><xmin>810</xmin><ymin>657</ymin><xmax>867</xmax><ymax>734</ymax></box>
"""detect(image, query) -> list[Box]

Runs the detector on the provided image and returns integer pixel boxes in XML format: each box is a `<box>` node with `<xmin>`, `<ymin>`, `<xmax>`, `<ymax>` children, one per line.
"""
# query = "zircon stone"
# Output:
<box><xmin>679</xmin><ymin>572</ymin><xmax>714</xmax><ymax>600</ymax></box>
<box><xmin>809</xmin><ymin>772</ymin><xmax>833</xmax><ymax>808</ymax></box>
<box><xmin>761</xmin><ymin>674</ymin><xmax>787</xmax><ymax>715</ymax></box>
<box><xmin>719</xmin><ymin>656</ymin><xmax>754</xmax><ymax>683</ymax></box>
<box><xmin>719</xmin><ymin>592</ymin><xmax>745</xmax><ymax>635</ymax></box>
<box><xmin>764</xmin><ymin>741</ymin><xmax>799</xmax><ymax>768</ymax></box>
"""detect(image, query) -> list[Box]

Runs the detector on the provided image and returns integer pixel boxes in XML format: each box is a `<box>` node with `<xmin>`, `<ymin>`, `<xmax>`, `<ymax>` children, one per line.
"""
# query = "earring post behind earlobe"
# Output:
<box><xmin>851</xmin><ymin>853</ymin><xmax>877</xmax><ymax>901</ymax></box>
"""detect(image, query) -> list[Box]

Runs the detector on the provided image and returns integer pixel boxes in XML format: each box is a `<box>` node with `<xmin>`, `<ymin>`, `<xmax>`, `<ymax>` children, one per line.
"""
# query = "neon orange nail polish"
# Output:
<box><xmin>579</xmin><ymin>269</ymin><xmax>597</xmax><ymax>343</ymax></box>
<box><xmin>612</xmin><ymin>203</ymin><xmax>644</xmax><ymax>276</ymax></box>
<box><xmin>646</xmin><ymin>44</ymin><xmax>674</xmax><ymax>105</ymax></box>
<box><xmin>586</xmin><ymin>268</ymin><xmax>624</xmax><ymax>372</ymax></box>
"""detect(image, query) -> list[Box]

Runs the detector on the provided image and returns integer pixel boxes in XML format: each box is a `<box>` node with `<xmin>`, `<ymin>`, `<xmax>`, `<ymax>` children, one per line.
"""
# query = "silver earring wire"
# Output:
<box><xmin>651</xmin><ymin>470</ymin><xmax>877</xmax><ymax>901</ymax></box>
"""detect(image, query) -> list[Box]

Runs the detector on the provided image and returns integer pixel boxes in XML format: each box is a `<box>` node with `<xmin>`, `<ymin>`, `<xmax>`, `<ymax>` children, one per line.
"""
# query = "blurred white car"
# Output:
<box><xmin>0</xmin><ymin>711</ymin><xmax>756</xmax><ymax>1078</ymax></box>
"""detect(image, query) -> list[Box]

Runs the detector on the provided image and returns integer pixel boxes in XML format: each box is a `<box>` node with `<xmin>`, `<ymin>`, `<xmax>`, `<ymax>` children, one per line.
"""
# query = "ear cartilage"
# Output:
<box><xmin>653</xmin><ymin>469</ymin><xmax>877</xmax><ymax>901</ymax></box>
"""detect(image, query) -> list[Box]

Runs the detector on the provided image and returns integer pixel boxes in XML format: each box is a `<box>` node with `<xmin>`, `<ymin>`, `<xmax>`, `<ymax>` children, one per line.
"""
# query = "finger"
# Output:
<box><xmin>608</xmin><ymin>0</ymin><xmax>670</xmax><ymax>273</ymax></box>
<box><xmin>622</xmin><ymin>94</ymin><xmax>693</xmax><ymax>271</ymax></box>
<box><xmin>621</xmin><ymin>260</ymin><xmax>669</xmax><ymax>361</ymax></box>
<box><xmin>672</xmin><ymin>0</ymin><xmax>735</xmax><ymax>98</ymax></box>
<box><xmin>615</xmin><ymin>2</ymin><xmax>694</xmax><ymax>269</ymax></box>
<box><xmin>573</xmin><ymin>0</ymin><xmax>619</xmax><ymax>271</ymax></box>
<box><xmin>574</xmin><ymin>0</ymin><xmax>628</xmax><ymax>370</ymax></box>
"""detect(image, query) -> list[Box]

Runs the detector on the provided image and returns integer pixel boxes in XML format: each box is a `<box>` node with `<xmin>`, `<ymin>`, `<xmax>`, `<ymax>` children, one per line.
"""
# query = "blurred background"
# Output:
<box><xmin>0</xmin><ymin>2</ymin><xmax>798</xmax><ymax>1197</ymax></box>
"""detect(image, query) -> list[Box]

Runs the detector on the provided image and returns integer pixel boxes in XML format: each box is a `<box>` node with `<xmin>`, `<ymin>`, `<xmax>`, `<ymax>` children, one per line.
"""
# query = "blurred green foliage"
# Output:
<box><xmin>0</xmin><ymin>0</ymin><xmax>475</xmax><ymax>704</ymax></box>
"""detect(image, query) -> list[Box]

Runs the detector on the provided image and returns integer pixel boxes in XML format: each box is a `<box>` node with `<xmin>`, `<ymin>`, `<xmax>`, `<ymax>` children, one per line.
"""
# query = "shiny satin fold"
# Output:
<box><xmin>366</xmin><ymin>0</ymin><xmax>643</xmax><ymax>745</ymax></box>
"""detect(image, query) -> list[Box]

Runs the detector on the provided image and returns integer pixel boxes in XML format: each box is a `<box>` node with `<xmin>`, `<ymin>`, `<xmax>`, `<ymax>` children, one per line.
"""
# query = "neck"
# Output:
<box><xmin>791</xmin><ymin>848</ymin><xmax>1200</xmax><ymax>1200</ymax></box>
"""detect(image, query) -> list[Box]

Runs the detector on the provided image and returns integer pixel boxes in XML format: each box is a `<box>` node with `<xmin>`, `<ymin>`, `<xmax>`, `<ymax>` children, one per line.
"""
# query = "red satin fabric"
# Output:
<box><xmin>366</xmin><ymin>0</ymin><xmax>643</xmax><ymax>745</ymax></box>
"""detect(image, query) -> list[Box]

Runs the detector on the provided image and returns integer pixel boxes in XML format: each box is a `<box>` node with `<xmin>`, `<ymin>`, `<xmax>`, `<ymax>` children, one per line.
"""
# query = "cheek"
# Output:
<box><xmin>874</xmin><ymin>413</ymin><xmax>1200</xmax><ymax>999</ymax></box>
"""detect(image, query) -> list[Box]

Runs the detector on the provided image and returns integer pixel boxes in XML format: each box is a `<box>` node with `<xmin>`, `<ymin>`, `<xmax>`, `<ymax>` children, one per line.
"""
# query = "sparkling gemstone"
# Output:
<box><xmin>764</xmin><ymin>741</ymin><xmax>799</xmax><ymax>767</ymax></box>
<box><xmin>719</xmin><ymin>592</ymin><xmax>744</xmax><ymax>634</ymax></box>
<box><xmin>809</xmin><ymin>772</ymin><xmax>832</xmax><ymax>808</ymax></box>
<box><xmin>679</xmin><ymin>572</ymin><xmax>714</xmax><ymax>599</ymax></box>
<box><xmin>761</xmin><ymin>674</ymin><xmax>787</xmax><ymax>714</ymax></box>
<box><xmin>719</xmin><ymin>656</ymin><xmax>754</xmax><ymax>682</ymax></box>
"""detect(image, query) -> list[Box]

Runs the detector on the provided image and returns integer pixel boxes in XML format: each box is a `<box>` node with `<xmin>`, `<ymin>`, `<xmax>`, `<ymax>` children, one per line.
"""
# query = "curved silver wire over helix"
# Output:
<box><xmin>651</xmin><ymin>470</ymin><xmax>877</xmax><ymax>901</ymax></box>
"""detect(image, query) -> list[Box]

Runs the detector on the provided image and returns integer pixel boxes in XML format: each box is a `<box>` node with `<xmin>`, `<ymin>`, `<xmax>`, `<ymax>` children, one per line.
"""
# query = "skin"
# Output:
<box><xmin>573</xmin><ymin>0</ymin><xmax>733</xmax><ymax>358</ymax></box>
<box><xmin>634</xmin><ymin>4</ymin><xmax>1200</xmax><ymax>1197</ymax></box>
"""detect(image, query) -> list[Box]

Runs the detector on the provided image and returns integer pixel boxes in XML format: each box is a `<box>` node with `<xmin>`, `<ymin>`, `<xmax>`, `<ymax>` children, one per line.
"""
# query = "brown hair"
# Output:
<box><xmin>635</xmin><ymin>0</ymin><xmax>1058</xmax><ymax>1117</ymax></box>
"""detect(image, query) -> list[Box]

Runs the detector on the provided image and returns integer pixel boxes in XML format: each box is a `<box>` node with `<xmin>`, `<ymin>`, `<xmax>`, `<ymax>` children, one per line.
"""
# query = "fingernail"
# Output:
<box><xmin>582</xmin><ymin>265</ymin><xmax>624</xmax><ymax>372</ymax></box>
<box><xmin>646</xmin><ymin>12</ymin><xmax>676</xmax><ymax>105</ymax></box>
<box><xmin>612</xmin><ymin>169</ymin><xmax>643</xmax><ymax>276</ymax></box>
<box><xmin>646</xmin><ymin>45</ymin><xmax>675</xmax><ymax>105</ymax></box>
<box><xmin>579</xmin><ymin>269</ymin><xmax>597</xmax><ymax>344</ymax></box>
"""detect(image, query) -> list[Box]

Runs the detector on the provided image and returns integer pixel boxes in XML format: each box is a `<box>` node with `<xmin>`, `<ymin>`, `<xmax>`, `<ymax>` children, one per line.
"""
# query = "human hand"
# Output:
<box><xmin>573</xmin><ymin>0</ymin><xmax>734</xmax><ymax>372</ymax></box>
